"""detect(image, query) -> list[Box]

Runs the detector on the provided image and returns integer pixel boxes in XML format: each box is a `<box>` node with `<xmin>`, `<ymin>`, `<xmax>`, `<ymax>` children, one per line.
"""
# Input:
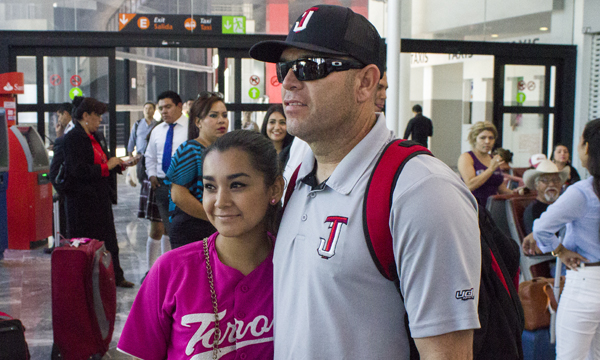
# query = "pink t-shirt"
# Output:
<box><xmin>117</xmin><ymin>232</ymin><xmax>274</xmax><ymax>360</ymax></box>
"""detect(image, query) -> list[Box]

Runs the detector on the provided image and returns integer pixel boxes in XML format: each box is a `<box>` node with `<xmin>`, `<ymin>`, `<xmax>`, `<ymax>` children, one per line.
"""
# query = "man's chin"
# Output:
<box><xmin>543</xmin><ymin>190</ymin><xmax>559</xmax><ymax>203</ymax></box>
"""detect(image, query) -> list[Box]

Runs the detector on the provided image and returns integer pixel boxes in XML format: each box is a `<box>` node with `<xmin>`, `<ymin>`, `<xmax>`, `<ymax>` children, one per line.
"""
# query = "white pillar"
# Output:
<box><xmin>385</xmin><ymin>0</ymin><xmax>402</xmax><ymax>135</ymax></box>
<box><xmin>398</xmin><ymin>0</ymin><xmax>412</xmax><ymax>138</ymax></box>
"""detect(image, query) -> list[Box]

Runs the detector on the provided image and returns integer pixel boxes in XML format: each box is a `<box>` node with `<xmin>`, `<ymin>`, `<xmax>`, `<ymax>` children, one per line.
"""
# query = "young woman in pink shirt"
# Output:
<box><xmin>118</xmin><ymin>130</ymin><xmax>284</xmax><ymax>360</ymax></box>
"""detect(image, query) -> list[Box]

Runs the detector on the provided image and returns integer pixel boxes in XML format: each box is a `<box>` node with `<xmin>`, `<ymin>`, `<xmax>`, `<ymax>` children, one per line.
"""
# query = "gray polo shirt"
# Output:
<box><xmin>274</xmin><ymin>115</ymin><xmax>481</xmax><ymax>359</ymax></box>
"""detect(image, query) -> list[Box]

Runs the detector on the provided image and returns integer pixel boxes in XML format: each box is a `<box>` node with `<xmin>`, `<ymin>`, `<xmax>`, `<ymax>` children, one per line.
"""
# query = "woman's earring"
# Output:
<box><xmin>270</xmin><ymin>199</ymin><xmax>277</xmax><ymax>205</ymax></box>
<box><xmin>86</xmin><ymin>122</ymin><xmax>89</xmax><ymax>125</ymax></box>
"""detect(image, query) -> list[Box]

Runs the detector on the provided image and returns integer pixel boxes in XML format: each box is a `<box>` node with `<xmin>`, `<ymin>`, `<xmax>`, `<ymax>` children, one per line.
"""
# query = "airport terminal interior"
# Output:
<box><xmin>1</xmin><ymin>0</ymin><xmax>600</xmax><ymax>358</ymax></box>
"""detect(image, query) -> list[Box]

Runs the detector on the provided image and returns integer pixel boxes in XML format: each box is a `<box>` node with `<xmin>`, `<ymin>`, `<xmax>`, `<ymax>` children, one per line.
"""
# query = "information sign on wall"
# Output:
<box><xmin>118</xmin><ymin>14</ymin><xmax>245</xmax><ymax>34</ymax></box>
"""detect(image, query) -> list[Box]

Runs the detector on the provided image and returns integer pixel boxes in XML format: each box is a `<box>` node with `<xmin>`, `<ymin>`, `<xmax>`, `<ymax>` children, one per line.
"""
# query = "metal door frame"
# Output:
<box><xmin>400</xmin><ymin>38</ymin><xmax>577</xmax><ymax>152</ymax></box>
<box><xmin>10</xmin><ymin>47</ymin><xmax>116</xmax><ymax>154</ymax></box>
<box><xmin>0</xmin><ymin>31</ymin><xmax>286</xmax><ymax>154</ymax></box>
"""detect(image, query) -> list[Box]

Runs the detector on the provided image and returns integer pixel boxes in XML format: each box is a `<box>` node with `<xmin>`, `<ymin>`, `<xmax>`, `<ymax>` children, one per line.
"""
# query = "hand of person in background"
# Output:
<box><xmin>149</xmin><ymin>176</ymin><xmax>160</xmax><ymax>189</ymax></box>
<box><xmin>516</xmin><ymin>186</ymin><xmax>530</xmax><ymax>196</ymax></box>
<box><xmin>120</xmin><ymin>156</ymin><xmax>138</xmax><ymax>167</ymax></box>
<box><xmin>490</xmin><ymin>154</ymin><xmax>505</xmax><ymax>171</ymax></box>
<box><xmin>107</xmin><ymin>157</ymin><xmax>123</xmax><ymax>170</ymax></box>
<box><xmin>522</xmin><ymin>233</ymin><xmax>543</xmax><ymax>256</ymax></box>
<box><xmin>559</xmin><ymin>248</ymin><xmax>589</xmax><ymax>271</ymax></box>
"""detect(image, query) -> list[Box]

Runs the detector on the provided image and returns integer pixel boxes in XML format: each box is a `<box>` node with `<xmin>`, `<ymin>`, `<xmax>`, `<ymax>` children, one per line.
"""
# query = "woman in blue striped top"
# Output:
<box><xmin>533</xmin><ymin>118</ymin><xmax>600</xmax><ymax>359</ymax></box>
<box><xmin>166</xmin><ymin>92</ymin><xmax>229</xmax><ymax>248</ymax></box>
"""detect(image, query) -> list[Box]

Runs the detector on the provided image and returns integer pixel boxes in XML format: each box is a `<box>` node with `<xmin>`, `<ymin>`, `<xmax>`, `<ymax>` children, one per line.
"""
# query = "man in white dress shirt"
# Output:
<box><xmin>144</xmin><ymin>90</ymin><xmax>189</xmax><ymax>258</ymax></box>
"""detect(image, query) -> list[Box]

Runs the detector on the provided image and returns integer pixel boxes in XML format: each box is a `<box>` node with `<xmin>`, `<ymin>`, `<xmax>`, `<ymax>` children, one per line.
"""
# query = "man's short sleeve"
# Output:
<box><xmin>390</xmin><ymin>155</ymin><xmax>481</xmax><ymax>338</ymax></box>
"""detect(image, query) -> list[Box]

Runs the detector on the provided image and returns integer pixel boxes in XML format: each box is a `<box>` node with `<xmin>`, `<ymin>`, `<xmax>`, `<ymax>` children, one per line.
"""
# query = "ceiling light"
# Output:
<box><xmin>491</xmin><ymin>34</ymin><xmax>499</xmax><ymax>38</ymax></box>
<box><xmin>540</xmin><ymin>27</ymin><xmax>549</xmax><ymax>31</ymax></box>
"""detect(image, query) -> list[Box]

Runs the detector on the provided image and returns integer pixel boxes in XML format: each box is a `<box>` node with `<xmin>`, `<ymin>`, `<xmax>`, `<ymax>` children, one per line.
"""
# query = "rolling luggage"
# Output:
<box><xmin>51</xmin><ymin>238</ymin><xmax>116</xmax><ymax>360</ymax></box>
<box><xmin>0</xmin><ymin>311</ymin><xmax>30</xmax><ymax>360</ymax></box>
<box><xmin>52</xmin><ymin>193</ymin><xmax>62</xmax><ymax>248</ymax></box>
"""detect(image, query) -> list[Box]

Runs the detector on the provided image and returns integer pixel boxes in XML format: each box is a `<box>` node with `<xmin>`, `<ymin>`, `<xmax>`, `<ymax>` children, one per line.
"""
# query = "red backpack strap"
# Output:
<box><xmin>282</xmin><ymin>164</ymin><xmax>301</xmax><ymax>212</ymax></box>
<box><xmin>0</xmin><ymin>311</ymin><xmax>13</xmax><ymax>320</ymax></box>
<box><xmin>363</xmin><ymin>139</ymin><xmax>432</xmax><ymax>281</ymax></box>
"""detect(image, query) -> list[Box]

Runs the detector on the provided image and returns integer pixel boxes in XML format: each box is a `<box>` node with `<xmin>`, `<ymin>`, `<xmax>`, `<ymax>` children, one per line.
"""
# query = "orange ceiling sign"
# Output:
<box><xmin>0</xmin><ymin>72</ymin><xmax>24</xmax><ymax>95</ymax></box>
<box><xmin>118</xmin><ymin>13</ymin><xmax>136</xmax><ymax>31</ymax></box>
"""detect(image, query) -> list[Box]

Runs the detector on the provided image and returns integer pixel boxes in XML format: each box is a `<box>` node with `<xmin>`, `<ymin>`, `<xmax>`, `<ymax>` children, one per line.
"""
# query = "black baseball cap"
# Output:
<box><xmin>249</xmin><ymin>5</ymin><xmax>385</xmax><ymax>78</ymax></box>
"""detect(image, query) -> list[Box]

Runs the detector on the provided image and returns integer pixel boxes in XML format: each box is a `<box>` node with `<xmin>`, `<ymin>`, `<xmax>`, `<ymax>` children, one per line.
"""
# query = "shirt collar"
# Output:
<box><xmin>165</xmin><ymin>114</ymin><xmax>187</xmax><ymax>127</ymax></box>
<box><xmin>296</xmin><ymin>114</ymin><xmax>393</xmax><ymax>195</ymax></box>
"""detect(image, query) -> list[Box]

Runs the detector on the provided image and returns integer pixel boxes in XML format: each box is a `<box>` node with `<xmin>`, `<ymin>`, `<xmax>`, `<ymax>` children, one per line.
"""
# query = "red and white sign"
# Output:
<box><xmin>270</xmin><ymin>76</ymin><xmax>280</xmax><ymax>87</ymax></box>
<box><xmin>517</xmin><ymin>80</ymin><xmax>526</xmax><ymax>91</ymax></box>
<box><xmin>250</xmin><ymin>75</ymin><xmax>260</xmax><ymax>86</ymax></box>
<box><xmin>0</xmin><ymin>72</ymin><xmax>25</xmax><ymax>94</ymax></box>
<box><xmin>3</xmin><ymin>101</ymin><xmax>16</xmax><ymax>124</ymax></box>
<box><xmin>50</xmin><ymin>74</ymin><xmax>62</xmax><ymax>86</ymax></box>
<box><xmin>527</xmin><ymin>81</ymin><xmax>536</xmax><ymax>91</ymax></box>
<box><xmin>70</xmin><ymin>75</ymin><xmax>82</xmax><ymax>87</ymax></box>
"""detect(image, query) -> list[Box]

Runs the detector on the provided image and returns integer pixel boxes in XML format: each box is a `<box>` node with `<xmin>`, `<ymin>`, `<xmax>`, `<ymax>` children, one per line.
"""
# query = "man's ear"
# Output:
<box><xmin>355</xmin><ymin>65</ymin><xmax>380</xmax><ymax>104</ymax></box>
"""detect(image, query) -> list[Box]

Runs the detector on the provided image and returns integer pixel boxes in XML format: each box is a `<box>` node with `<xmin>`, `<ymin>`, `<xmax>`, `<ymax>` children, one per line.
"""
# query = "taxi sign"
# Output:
<box><xmin>118</xmin><ymin>14</ymin><xmax>222</xmax><ymax>34</ymax></box>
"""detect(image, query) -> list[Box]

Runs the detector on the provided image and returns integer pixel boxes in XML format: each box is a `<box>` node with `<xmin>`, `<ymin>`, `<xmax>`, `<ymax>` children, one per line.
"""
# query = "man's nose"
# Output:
<box><xmin>282</xmin><ymin>69</ymin><xmax>301</xmax><ymax>90</ymax></box>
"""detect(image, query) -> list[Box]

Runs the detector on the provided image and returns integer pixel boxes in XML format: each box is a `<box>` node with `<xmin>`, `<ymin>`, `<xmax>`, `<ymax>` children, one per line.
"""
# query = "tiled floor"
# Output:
<box><xmin>0</xmin><ymin>176</ymin><xmax>149</xmax><ymax>359</ymax></box>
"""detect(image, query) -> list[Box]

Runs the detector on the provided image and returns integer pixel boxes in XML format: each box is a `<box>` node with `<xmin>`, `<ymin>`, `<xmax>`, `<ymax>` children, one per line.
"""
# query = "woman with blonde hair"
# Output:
<box><xmin>458</xmin><ymin>121</ymin><xmax>513</xmax><ymax>206</ymax></box>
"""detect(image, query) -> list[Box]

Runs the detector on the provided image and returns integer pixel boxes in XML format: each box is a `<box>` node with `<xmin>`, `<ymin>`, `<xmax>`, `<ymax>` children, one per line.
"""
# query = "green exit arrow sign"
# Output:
<box><xmin>69</xmin><ymin>87</ymin><xmax>82</xmax><ymax>100</ymax></box>
<box><xmin>222</xmin><ymin>16</ymin><xmax>246</xmax><ymax>34</ymax></box>
<box><xmin>248</xmin><ymin>87</ymin><xmax>260</xmax><ymax>99</ymax></box>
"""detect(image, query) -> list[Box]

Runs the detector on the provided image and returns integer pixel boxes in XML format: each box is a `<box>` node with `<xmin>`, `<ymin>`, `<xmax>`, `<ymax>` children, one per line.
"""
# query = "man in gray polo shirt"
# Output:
<box><xmin>250</xmin><ymin>5</ymin><xmax>481</xmax><ymax>359</ymax></box>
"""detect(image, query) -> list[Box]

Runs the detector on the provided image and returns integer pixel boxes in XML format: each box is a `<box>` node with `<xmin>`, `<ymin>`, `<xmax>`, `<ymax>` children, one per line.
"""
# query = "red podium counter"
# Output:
<box><xmin>7</xmin><ymin>126</ymin><xmax>52</xmax><ymax>249</ymax></box>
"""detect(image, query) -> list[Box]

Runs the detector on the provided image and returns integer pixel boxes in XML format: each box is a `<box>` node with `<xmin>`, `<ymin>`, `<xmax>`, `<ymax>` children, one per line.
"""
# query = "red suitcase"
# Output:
<box><xmin>51</xmin><ymin>238</ymin><xmax>116</xmax><ymax>360</ymax></box>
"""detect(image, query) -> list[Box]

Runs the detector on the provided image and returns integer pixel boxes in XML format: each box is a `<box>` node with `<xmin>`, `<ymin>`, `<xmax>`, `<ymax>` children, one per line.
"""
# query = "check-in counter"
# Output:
<box><xmin>7</xmin><ymin>126</ymin><xmax>52</xmax><ymax>249</ymax></box>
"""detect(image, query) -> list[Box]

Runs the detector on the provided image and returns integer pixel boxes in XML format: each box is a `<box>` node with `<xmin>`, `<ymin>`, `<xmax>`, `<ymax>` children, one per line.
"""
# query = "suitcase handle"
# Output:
<box><xmin>69</xmin><ymin>238</ymin><xmax>93</xmax><ymax>248</ymax></box>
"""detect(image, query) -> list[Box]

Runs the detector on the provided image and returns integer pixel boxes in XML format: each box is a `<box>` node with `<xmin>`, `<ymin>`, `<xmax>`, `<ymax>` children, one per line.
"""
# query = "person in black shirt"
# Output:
<box><xmin>403</xmin><ymin>104</ymin><xmax>433</xmax><ymax>148</ymax></box>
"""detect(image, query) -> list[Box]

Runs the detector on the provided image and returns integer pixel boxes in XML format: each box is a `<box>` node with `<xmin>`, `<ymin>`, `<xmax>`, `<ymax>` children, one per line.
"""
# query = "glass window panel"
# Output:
<box><xmin>17</xmin><ymin>112</ymin><xmax>38</xmax><ymax>129</ymax></box>
<box><xmin>503</xmin><ymin>65</ymin><xmax>546</xmax><ymax>107</ymax></box>
<box><xmin>241</xmin><ymin>58</ymin><xmax>267</xmax><ymax>103</ymax></box>
<box><xmin>16</xmin><ymin>57</ymin><xmax>37</xmax><ymax>105</ymax></box>
<box><xmin>228</xmin><ymin>111</ymin><xmax>235</xmax><ymax>132</ymax></box>
<box><xmin>224</xmin><ymin>58</ymin><xmax>235</xmax><ymax>103</ymax></box>
<box><xmin>96</xmin><ymin>113</ymin><xmax>110</xmax><ymax>145</ymax></box>
<box><xmin>44</xmin><ymin>56</ymin><xmax>109</xmax><ymax>104</ymax></box>
<box><xmin>501</xmin><ymin>113</ymin><xmax>544</xmax><ymax>167</ymax></box>
<box><xmin>547</xmin><ymin>113</ymin><xmax>554</xmax><ymax>159</ymax></box>
<box><xmin>550</xmin><ymin>66</ymin><xmax>556</xmax><ymax>107</ymax></box>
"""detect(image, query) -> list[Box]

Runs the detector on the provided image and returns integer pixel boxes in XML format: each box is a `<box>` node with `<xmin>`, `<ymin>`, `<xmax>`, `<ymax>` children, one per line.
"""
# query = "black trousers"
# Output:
<box><xmin>154</xmin><ymin>179</ymin><xmax>171</xmax><ymax>235</ymax></box>
<box><xmin>169</xmin><ymin>208</ymin><xmax>216</xmax><ymax>249</ymax></box>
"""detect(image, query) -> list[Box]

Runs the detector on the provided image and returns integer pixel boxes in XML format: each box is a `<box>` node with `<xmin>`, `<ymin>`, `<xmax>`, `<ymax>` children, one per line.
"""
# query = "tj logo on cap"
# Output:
<box><xmin>293</xmin><ymin>7</ymin><xmax>318</xmax><ymax>33</ymax></box>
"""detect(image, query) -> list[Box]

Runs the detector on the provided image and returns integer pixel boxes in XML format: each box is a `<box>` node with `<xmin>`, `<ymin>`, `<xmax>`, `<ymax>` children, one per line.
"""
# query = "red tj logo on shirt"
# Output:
<box><xmin>318</xmin><ymin>216</ymin><xmax>348</xmax><ymax>259</ymax></box>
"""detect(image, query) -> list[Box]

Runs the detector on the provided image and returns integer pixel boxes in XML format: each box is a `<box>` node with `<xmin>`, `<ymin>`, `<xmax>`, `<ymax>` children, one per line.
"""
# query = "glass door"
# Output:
<box><xmin>13</xmin><ymin>47</ymin><xmax>116</xmax><ymax>155</ymax></box>
<box><xmin>218</xmin><ymin>49</ymin><xmax>274</xmax><ymax>129</ymax></box>
<box><xmin>494</xmin><ymin>58</ymin><xmax>559</xmax><ymax>167</ymax></box>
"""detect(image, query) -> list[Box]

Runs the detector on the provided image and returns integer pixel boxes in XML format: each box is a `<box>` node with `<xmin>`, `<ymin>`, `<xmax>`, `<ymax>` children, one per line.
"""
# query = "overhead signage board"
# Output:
<box><xmin>118</xmin><ymin>14</ymin><xmax>245</xmax><ymax>34</ymax></box>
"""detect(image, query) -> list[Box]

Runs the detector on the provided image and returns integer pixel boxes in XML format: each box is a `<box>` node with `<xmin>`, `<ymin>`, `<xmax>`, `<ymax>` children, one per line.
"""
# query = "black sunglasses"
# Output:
<box><xmin>276</xmin><ymin>58</ymin><xmax>365</xmax><ymax>83</ymax></box>
<box><xmin>197</xmin><ymin>91</ymin><xmax>224</xmax><ymax>100</ymax></box>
